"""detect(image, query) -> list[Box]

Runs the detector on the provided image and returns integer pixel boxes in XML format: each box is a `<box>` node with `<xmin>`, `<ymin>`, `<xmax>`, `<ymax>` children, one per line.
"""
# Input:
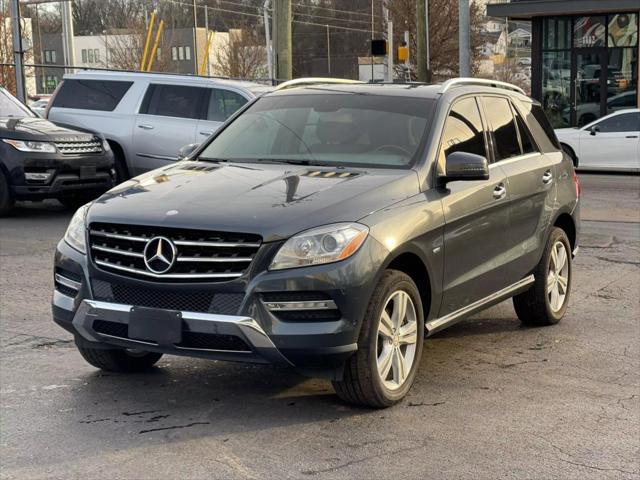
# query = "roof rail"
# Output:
<box><xmin>440</xmin><ymin>77</ymin><xmax>525</xmax><ymax>95</ymax></box>
<box><xmin>275</xmin><ymin>77</ymin><xmax>364</xmax><ymax>91</ymax></box>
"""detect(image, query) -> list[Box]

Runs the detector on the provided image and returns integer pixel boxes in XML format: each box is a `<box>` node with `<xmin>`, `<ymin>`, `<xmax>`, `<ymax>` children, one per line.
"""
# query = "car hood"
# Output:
<box><xmin>0</xmin><ymin>117</ymin><xmax>97</xmax><ymax>142</ymax></box>
<box><xmin>88</xmin><ymin>161</ymin><xmax>420</xmax><ymax>242</ymax></box>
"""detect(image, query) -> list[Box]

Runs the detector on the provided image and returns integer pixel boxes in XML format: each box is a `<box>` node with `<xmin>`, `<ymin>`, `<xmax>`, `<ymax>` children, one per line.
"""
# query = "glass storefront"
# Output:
<box><xmin>542</xmin><ymin>13</ymin><xmax>638</xmax><ymax>128</ymax></box>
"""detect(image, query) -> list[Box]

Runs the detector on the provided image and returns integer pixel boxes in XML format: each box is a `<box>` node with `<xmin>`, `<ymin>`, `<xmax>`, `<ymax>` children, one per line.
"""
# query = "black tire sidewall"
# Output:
<box><xmin>365</xmin><ymin>272</ymin><xmax>424</xmax><ymax>404</ymax></box>
<box><xmin>0</xmin><ymin>168</ymin><xmax>14</xmax><ymax>214</ymax></box>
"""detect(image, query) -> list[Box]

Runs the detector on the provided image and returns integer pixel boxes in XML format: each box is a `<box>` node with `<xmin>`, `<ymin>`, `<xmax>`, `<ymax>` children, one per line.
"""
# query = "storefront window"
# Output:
<box><xmin>544</xmin><ymin>17</ymin><xmax>571</xmax><ymax>50</ymax></box>
<box><xmin>608</xmin><ymin>14</ymin><xmax>638</xmax><ymax>47</ymax></box>
<box><xmin>542</xmin><ymin>51</ymin><xmax>571</xmax><ymax>128</ymax></box>
<box><xmin>574</xmin><ymin>16</ymin><xmax>606</xmax><ymax>48</ymax></box>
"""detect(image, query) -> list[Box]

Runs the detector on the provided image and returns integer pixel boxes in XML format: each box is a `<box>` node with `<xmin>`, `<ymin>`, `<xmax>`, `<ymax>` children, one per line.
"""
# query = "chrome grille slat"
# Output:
<box><xmin>89</xmin><ymin>223</ymin><xmax>262</xmax><ymax>283</ymax></box>
<box><xmin>91</xmin><ymin>244</ymin><xmax>144</xmax><ymax>258</ymax></box>
<box><xmin>95</xmin><ymin>260</ymin><xmax>244</xmax><ymax>279</ymax></box>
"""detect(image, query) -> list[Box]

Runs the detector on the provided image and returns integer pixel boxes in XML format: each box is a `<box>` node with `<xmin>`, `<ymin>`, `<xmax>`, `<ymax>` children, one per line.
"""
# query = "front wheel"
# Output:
<box><xmin>0</xmin><ymin>169</ymin><xmax>15</xmax><ymax>216</ymax></box>
<box><xmin>513</xmin><ymin>227</ymin><xmax>572</xmax><ymax>326</ymax></box>
<box><xmin>332</xmin><ymin>270</ymin><xmax>424</xmax><ymax>408</ymax></box>
<box><xmin>77</xmin><ymin>343</ymin><xmax>163</xmax><ymax>372</ymax></box>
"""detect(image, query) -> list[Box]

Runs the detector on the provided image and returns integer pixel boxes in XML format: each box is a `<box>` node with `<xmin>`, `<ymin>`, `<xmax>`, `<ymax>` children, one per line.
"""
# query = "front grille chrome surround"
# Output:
<box><xmin>89</xmin><ymin>223</ymin><xmax>262</xmax><ymax>282</ymax></box>
<box><xmin>54</xmin><ymin>139</ymin><xmax>103</xmax><ymax>155</ymax></box>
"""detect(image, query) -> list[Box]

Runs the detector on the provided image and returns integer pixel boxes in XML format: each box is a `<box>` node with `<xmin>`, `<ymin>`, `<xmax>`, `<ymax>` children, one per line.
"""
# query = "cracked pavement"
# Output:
<box><xmin>1</xmin><ymin>173</ymin><xmax>638</xmax><ymax>479</ymax></box>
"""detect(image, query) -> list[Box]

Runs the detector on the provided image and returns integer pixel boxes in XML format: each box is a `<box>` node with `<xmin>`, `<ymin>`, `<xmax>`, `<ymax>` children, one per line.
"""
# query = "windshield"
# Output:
<box><xmin>199</xmin><ymin>93</ymin><xmax>434</xmax><ymax>168</ymax></box>
<box><xmin>0</xmin><ymin>89</ymin><xmax>35</xmax><ymax>118</ymax></box>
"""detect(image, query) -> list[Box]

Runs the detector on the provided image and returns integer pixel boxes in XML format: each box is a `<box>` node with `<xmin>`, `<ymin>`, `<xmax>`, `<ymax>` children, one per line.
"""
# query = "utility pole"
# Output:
<box><xmin>61</xmin><ymin>0</ymin><xmax>75</xmax><ymax>72</ymax></box>
<box><xmin>326</xmin><ymin>24</ymin><xmax>330</xmax><ymax>76</ymax></box>
<box><xmin>416</xmin><ymin>0</ymin><xmax>426</xmax><ymax>82</ymax></box>
<box><xmin>10</xmin><ymin>0</ymin><xmax>25</xmax><ymax>102</ymax></box>
<box><xmin>272</xmin><ymin>0</ymin><xmax>291</xmax><ymax>81</ymax></box>
<box><xmin>204</xmin><ymin>4</ymin><xmax>209</xmax><ymax>76</ymax></box>
<box><xmin>192</xmin><ymin>0</ymin><xmax>198</xmax><ymax>74</ymax></box>
<box><xmin>459</xmin><ymin>0</ymin><xmax>470</xmax><ymax>77</ymax></box>
<box><xmin>263</xmin><ymin>0</ymin><xmax>273</xmax><ymax>83</ymax></box>
<box><xmin>384</xmin><ymin>4</ymin><xmax>393</xmax><ymax>82</ymax></box>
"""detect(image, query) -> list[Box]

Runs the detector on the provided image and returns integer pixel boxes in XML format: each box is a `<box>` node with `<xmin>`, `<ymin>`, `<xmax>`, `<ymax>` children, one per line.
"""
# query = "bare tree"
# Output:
<box><xmin>215</xmin><ymin>27</ymin><xmax>267</xmax><ymax>79</ymax></box>
<box><xmin>385</xmin><ymin>0</ymin><xmax>484</xmax><ymax>80</ymax></box>
<box><xmin>0</xmin><ymin>7</ymin><xmax>16</xmax><ymax>94</ymax></box>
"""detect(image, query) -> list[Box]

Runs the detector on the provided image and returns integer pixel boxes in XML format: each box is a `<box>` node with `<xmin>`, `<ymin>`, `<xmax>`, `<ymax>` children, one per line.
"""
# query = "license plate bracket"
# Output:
<box><xmin>79</xmin><ymin>166</ymin><xmax>96</xmax><ymax>179</ymax></box>
<box><xmin>129</xmin><ymin>307</ymin><xmax>182</xmax><ymax>346</ymax></box>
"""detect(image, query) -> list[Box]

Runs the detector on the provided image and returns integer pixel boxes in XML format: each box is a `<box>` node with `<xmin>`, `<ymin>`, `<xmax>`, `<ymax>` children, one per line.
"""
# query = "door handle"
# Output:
<box><xmin>542</xmin><ymin>170</ymin><xmax>553</xmax><ymax>185</ymax></box>
<box><xmin>199</xmin><ymin>131</ymin><xmax>213</xmax><ymax>136</ymax></box>
<box><xmin>493</xmin><ymin>184</ymin><xmax>506</xmax><ymax>200</ymax></box>
<box><xmin>625</xmin><ymin>135</ymin><xmax>638</xmax><ymax>138</ymax></box>
<box><xmin>138</xmin><ymin>124</ymin><xmax>154</xmax><ymax>130</ymax></box>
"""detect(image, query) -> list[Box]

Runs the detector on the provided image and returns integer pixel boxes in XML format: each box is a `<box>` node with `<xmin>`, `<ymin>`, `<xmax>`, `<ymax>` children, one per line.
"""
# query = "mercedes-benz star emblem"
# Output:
<box><xmin>143</xmin><ymin>236</ymin><xmax>177</xmax><ymax>274</ymax></box>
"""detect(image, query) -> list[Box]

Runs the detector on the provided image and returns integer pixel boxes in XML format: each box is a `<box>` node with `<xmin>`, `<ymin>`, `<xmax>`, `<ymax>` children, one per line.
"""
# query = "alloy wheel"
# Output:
<box><xmin>547</xmin><ymin>240</ymin><xmax>569</xmax><ymax>312</ymax></box>
<box><xmin>376</xmin><ymin>290</ymin><xmax>418</xmax><ymax>390</ymax></box>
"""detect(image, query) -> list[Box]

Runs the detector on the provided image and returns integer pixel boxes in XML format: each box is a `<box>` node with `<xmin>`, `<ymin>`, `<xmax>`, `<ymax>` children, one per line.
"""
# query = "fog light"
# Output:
<box><xmin>25</xmin><ymin>171</ymin><xmax>53</xmax><ymax>183</ymax></box>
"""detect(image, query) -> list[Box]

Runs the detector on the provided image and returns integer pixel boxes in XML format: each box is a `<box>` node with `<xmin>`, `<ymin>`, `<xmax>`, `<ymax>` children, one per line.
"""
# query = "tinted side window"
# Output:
<box><xmin>52</xmin><ymin>79</ymin><xmax>132</xmax><ymax>111</ymax></box>
<box><xmin>514</xmin><ymin>108</ymin><xmax>538</xmax><ymax>154</ymax></box>
<box><xmin>141</xmin><ymin>84</ymin><xmax>204</xmax><ymax>119</ymax></box>
<box><xmin>531</xmin><ymin>103</ymin><xmax>561</xmax><ymax>149</ymax></box>
<box><xmin>438</xmin><ymin>97</ymin><xmax>486</xmax><ymax>166</ymax></box>
<box><xmin>483</xmin><ymin>96</ymin><xmax>521</xmax><ymax>161</ymax></box>
<box><xmin>207</xmin><ymin>89</ymin><xmax>248</xmax><ymax>121</ymax></box>
<box><xmin>596</xmin><ymin>113</ymin><xmax>640</xmax><ymax>133</ymax></box>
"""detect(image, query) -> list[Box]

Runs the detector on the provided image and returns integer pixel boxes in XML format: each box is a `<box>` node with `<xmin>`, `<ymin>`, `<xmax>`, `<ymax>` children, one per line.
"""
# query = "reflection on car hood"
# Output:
<box><xmin>88</xmin><ymin>161</ymin><xmax>420</xmax><ymax>241</ymax></box>
<box><xmin>0</xmin><ymin>117</ymin><xmax>96</xmax><ymax>142</ymax></box>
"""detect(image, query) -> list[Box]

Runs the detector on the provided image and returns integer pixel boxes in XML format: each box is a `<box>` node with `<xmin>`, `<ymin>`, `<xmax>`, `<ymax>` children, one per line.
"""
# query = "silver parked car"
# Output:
<box><xmin>47</xmin><ymin>71</ymin><xmax>272</xmax><ymax>180</ymax></box>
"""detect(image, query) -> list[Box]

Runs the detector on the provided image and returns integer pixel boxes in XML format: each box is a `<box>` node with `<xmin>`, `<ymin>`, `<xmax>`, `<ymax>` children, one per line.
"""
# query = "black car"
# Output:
<box><xmin>52</xmin><ymin>79</ymin><xmax>580</xmax><ymax>407</ymax></box>
<box><xmin>0</xmin><ymin>87</ymin><xmax>115</xmax><ymax>214</ymax></box>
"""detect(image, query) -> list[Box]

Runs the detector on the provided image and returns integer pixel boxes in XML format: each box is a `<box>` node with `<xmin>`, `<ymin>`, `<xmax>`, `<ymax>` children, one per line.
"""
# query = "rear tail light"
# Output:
<box><xmin>573</xmin><ymin>171</ymin><xmax>581</xmax><ymax>198</ymax></box>
<box><xmin>44</xmin><ymin>80</ymin><xmax>63</xmax><ymax>119</ymax></box>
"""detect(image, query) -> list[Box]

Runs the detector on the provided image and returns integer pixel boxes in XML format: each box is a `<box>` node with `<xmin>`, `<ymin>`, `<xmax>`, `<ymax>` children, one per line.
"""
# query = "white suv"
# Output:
<box><xmin>47</xmin><ymin>71</ymin><xmax>272</xmax><ymax>180</ymax></box>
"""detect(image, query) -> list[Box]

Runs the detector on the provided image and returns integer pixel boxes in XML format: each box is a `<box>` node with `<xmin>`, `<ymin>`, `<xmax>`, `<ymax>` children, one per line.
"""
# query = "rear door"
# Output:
<box><xmin>579</xmin><ymin>112</ymin><xmax>640</xmax><ymax>170</ymax></box>
<box><xmin>480</xmin><ymin>96</ymin><xmax>557</xmax><ymax>285</ymax></box>
<box><xmin>438</xmin><ymin>96</ymin><xmax>512</xmax><ymax>316</ymax></box>
<box><xmin>133</xmin><ymin>83</ymin><xmax>206</xmax><ymax>174</ymax></box>
<box><xmin>196</xmin><ymin>88</ymin><xmax>250</xmax><ymax>142</ymax></box>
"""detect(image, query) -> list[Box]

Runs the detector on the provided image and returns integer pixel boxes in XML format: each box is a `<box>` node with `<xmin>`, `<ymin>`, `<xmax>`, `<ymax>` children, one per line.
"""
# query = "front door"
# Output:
<box><xmin>571</xmin><ymin>48</ymin><xmax>607</xmax><ymax>127</ymax></box>
<box><xmin>437</xmin><ymin>96</ymin><xmax>512</xmax><ymax>316</ymax></box>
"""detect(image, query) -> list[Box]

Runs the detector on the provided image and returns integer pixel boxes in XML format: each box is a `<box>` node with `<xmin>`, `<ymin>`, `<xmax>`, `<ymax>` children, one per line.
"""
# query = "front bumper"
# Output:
<box><xmin>52</xmin><ymin>235</ymin><xmax>388</xmax><ymax>377</ymax></box>
<box><xmin>2</xmin><ymin>145</ymin><xmax>115</xmax><ymax>200</ymax></box>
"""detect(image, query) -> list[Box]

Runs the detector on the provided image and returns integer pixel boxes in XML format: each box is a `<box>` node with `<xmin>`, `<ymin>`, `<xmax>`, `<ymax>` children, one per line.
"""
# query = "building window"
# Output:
<box><xmin>171</xmin><ymin>46</ymin><xmax>178</xmax><ymax>60</ymax></box>
<box><xmin>81</xmin><ymin>49</ymin><xmax>87</xmax><ymax>63</ymax></box>
<box><xmin>94</xmin><ymin>49</ymin><xmax>100</xmax><ymax>63</ymax></box>
<box><xmin>573</xmin><ymin>16</ymin><xmax>606</xmax><ymax>48</ymax></box>
<box><xmin>44</xmin><ymin>50</ymin><xmax>56</xmax><ymax>64</ymax></box>
<box><xmin>608</xmin><ymin>13</ymin><xmax>638</xmax><ymax>47</ymax></box>
<box><xmin>185</xmin><ymin>46</ymin><xmax>191</xmax><ymax>61</ymax></box>
<box><xmin>156</xmin><ymin>48</ymin><xmax>162</xmax><ymax>61</ymax></box>
<box><xmin>178</xmin><ymin>46</ymin><xmax>185</xmax><ymax>60</ymax></box>
<box><xmin>87</xmin><ymin>49</ymin><xmax>94</xmax><ymax>63</ymax></box>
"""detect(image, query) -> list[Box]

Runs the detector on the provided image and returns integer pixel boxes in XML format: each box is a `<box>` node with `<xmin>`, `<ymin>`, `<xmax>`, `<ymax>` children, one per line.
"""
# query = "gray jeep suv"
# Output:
<box><xmin>52</xmin><ymin>79</ymin><xmax>580</xmax><ymax>408</ymax></box>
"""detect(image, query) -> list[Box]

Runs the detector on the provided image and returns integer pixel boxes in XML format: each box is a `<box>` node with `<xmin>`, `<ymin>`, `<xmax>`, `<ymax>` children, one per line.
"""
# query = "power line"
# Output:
<box><xmin>291</xmin><ymin>2</ymin><xmax>373</xmax><ymax>19</ymax></box>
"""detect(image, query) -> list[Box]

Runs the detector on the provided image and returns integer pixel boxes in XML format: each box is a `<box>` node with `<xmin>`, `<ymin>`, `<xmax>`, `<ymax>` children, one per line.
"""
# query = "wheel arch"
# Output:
<box><xmin>105</xmin><ymin>139</ymin><xmax>130</xmax><ymax>179</ymax></box>
<box><xmin>553</xmin><ymin>212</ymin><xmax>577</xmax><ymax>252</ymax></box>
<box><xmin>379</xmin><ymin>248</ymin><xmax>434</xmax><ymax>321</ymax></box>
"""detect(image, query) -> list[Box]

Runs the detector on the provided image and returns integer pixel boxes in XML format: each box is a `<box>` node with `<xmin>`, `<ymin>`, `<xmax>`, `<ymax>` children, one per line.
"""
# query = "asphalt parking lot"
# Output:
<box><xmin>1</xmin><ymin>173</ymin><xmax>638</xmax><ymax>480</ymax></box>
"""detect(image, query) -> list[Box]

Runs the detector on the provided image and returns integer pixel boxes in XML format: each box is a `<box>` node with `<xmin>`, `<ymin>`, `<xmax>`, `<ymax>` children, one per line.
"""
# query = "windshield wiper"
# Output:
<box><xmin>254</xmin><ymin>158</ymin><xmax>313</xmax><ymax>165</ymax></box>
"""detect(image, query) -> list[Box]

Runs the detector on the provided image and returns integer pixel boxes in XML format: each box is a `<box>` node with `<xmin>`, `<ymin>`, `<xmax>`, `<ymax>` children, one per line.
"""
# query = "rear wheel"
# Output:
<box><xmin>513</xmin><ymin>227</ymin><xmax>572</xmax><ymax>326</ymax></box>
<box><xmin>76</xmin><ymin>344</ymin><xmax>163</xmax><ymax>372</ymax></box>
<box><xmin>0</xmin><ymin>169</ymin><xmax>15</xmax><ymax>216</ymax></box>
<box><xmin>332</xmin><ymin>270</ymin><xmax>424</xmax><ymax>408</ymax></box>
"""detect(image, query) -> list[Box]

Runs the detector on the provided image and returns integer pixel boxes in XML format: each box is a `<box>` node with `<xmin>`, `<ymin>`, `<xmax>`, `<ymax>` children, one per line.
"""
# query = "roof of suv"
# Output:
<box><xmin>64</xmin><ymin>70</ymin><xmax>270</xmax><ymax>93</ymax></box>
<box><xmin>264</xmin><ymin>82</ymin><xmax>532</xmax><ymax>103</ymax></box>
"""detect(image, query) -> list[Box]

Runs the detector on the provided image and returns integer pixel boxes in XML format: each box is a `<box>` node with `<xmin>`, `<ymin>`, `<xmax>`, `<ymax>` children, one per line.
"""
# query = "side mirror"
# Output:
<box><xmin>442</xmin><ymin>151</ymin><xmax>489</xmax><ymax>182</ymax></box>
<box><xmin>589</xmin><ymin>125</ymin><xmax>600</xmax><ymax>136</ymax></box>
<box><xmin>178</xmin><ymin>143</ymin><xmax>199</xmax><ymax>160</ymax></box>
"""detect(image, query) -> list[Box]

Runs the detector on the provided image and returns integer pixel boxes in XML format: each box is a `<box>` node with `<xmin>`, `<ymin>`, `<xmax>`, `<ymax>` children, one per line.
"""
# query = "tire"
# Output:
<box><xmin>76</xmin><ymin>344</ymin><xmax>163</xmax><ymax>373</ymax></box>
<box><xmin>110</xmin><ymin>143</ymin><xmax>129</xmax><ymax>184</ymax></box>
<box><xmin>0</xmin><ymin>169</ymin><xmax>15</xmax><ymax>216</ymax></box>
<box><xmin>332</xmin><ymin>270</ymin><xmax>424</xmax><ymax>408</ymax></box>
<box><xmin>59</xmin><ymin>194</ymin><xmax>96</xmax><ymax>210</ymax></box>
<box><xmin>513</xmin><ymin>227</ymin><xmax>572</xmax><ymax>326</ymax></box>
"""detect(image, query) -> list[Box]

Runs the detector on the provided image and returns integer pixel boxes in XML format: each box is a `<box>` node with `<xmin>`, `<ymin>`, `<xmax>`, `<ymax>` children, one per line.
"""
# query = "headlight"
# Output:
<box><xmin>2</xmin><ymin>139</ymin><xmax>56</xmax><ymax>153</ymax></box>
<box><xmin>64</xmin><ymin>204</ymin><xmax>90</xmax><ymax>254</ymax></box>
<box><xmin>270</xmin><ymin>223</ymin><xmax>369</xmax><ymax>270</ymax></box>
<box><xmin>102</xmin><ymin>138</ymin><xmax>111</xmax><ymax>151</ymax></box>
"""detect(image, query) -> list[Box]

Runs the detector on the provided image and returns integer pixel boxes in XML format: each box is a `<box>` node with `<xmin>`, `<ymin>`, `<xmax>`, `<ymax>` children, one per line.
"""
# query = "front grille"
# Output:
<box><xmin>55</xmin><ymin>139</ymin><xmax>103</xmax><ymax>155</ymax></box>
<box><xmin>92</xmin><ymin>279</ymin><xmax>244</xmax><ymax>314</ymax></box>
<box><xmin>92</xmin><ymin>320</ymin><xmax>251</xmax><ymax>352</ymax></box>
<box><xmin>55</xmin><ymin>283</ymin><xmax>78</xmax><ymax>297</ymax></box>
<box><xmin>89</xmin><ymin>222</ymin><xmax>262</xmax><ymax>283</ymax></box>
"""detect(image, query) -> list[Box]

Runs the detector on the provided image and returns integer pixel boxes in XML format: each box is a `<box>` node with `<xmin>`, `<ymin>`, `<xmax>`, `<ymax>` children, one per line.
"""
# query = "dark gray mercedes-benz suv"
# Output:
<box><xmin>52</xmin><ymin>79</ymin><xmax>580</xmax><ymax>407</ymax></box>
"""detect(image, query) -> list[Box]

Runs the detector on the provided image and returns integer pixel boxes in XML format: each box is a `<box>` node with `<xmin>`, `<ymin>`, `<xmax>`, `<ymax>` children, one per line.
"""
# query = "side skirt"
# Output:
<box><xmin>425</xmin><ymin>275</ymin><xmax>535</xmax><ymax>336</ymax></box>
